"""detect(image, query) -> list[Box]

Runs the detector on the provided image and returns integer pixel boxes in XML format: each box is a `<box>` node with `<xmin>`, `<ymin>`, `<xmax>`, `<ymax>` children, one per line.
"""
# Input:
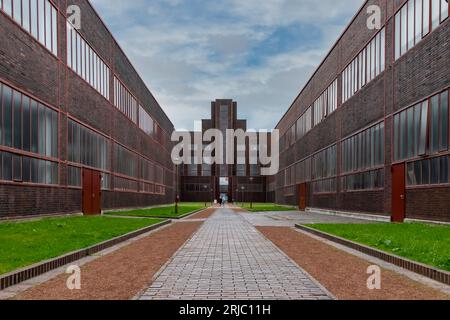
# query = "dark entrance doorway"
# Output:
<box><xmin>299</xmin><ymin>183</ymin><xmax>307</xmax><ymax>211</ymax></box>
<box><xmin>391</xmin><ymin>163</ymin><xmax>406</xmax><ymax>223</ymax></box>
<box><xmin>82</xmin><ymin>168</ymin><xmax>102</xmax><ymax>215</ymax></box>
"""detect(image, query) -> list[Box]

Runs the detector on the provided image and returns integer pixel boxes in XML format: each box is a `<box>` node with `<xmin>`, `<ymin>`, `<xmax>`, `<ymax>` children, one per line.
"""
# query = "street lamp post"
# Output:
<box><xmin>175</xmin><ymin>163</ymin><xmax>179</xmax><ymax>215</ymax></box>
<box><xmin>249</xmin><ymin>177</ymin><xmax>254</xmax><ymax>209</ymax></box>
<box><xmin>203</xmin><ymin>185</ymin><xmax>208</xmax><ymax>207</ymax></box>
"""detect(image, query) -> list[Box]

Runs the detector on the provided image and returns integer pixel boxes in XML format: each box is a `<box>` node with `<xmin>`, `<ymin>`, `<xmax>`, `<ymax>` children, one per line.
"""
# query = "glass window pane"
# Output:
<box><xmin>401</xmin><ymin>6</ymin><xmax>408</xmax><ymax>55</ymax></box>
<box><xmin>400</xmin><ymin>111</ymin><xmax>407</xmax><ymax>159</ymax></box>
<box><xmin>3</xmin><ymin>85</ymin><xmax>13</xmax><ymax>147</ymax></box>
<box><xmin>440</xmin><ymin>91</ymin><xmax>449</xmax><ymax>151</ymax></box>
<box><xmin>45</xmin><ymin>0</ymin><xmax>51</xmax><ymax>50</ymax></box>
<box><xmin>67</xmin><ymin>23</ymin><xmax>72</xmax><ymax>68</ymax></box>
<box><xmin>430</xmin><ymin>95</ymin><xmax>440</xmax><ymax>153</ymax></box>
<box><xmin>13</xmin><ymin>91</ymin><xmax>22</xmax><ymax>150</ymax></box>
<box><xmin>23</xmin><ymin>156</ymin><xmax>31</xmax><ymax>182</ymax></box>
<box><xmin>23</xmin><ymin>0</ymin><xmax>30</xmax><ymax>32</ymax></box>
<box><xmin>407</xmin><ymin>108</ymin><xmax>414</xmax><ymax>158</ymax></box>
<box><xmin>440</xmin><ymin>156</ymin><xmax>449</xmax><ymax>183</ymax></box>
<box><xmin>408</xmin><ymin>0</ymin><xmax>415</xmax><ymax>49</ymax></box>
<box><xmin>30</xmin><ymin>0</ymin><xmax>37</xmax><ymax>38</ymax></box>
<box><xmin>441</xmin><ymin>0</ymin><xmax>449</xmax><ymax>21</ymax></box>
<box><xmin>3</xmin><ymin>0</ymin><xmax>12</xmax><ymax>16</ymax></box>
<box><xmin>3</xmin><ymin>152</ymin><xmax>12</xmax><ymax>180</ymax></box>
<box><xmin>38</xmin><ymin>104</ymin><xmax>45</xmax><ymax>155</ymax></box>
<box><xmin>12</xmin><ymin>0</ymin><xmax>22</xmax><ymax>25</ymax></box>
<box><xmin>30</xmin><ymin>100</ymin><xmax>38</xmax><ymax>153</ymax></box>
<box><xmin>419</xmin><ymin>102</ymin><xmax>428</xmax><ymax>155</ymax></box>
<box><xmin>38</xmin><ymin>0</ymin><xmax>45</xmax><ymax>45</ymax></box>
<box><xmin>395</xmin><ymin>12</ymin><xmax>401</xmax><ymax>60</ymax></box>
<box><xmin>422</xmin><ymin>159</ymin><xmax>430</xmax><ymax>184</ymax></box>
<box><xmin>423</xmin><ymin>0</ymin><xmax>430</xmax><ymax>35</ymax></box>
<box><xmin>13</xmin><ymin>155</ymin><xmax>22</xmax><ymax>181</ymax></box>
<box><xmin>22</xmin><ymin>96</ymin><xmax>30</xmax><ymax>152</ymax></box>
<box><xmin>51</xmin><ymin>6</ymin><xmax>57</xmax><ymax>55</ymax></box>
<box><xmin>414</xmin><ymin>160</ymin><xmax>422</xmax><ymax>185</ymax></box>
<box><xmin>431</xmin><ymin>0</ymin><xmax>440</xmax><ymax>29</ymax></box>
<box><xmin>380</xmin><ymin>28</ymin><xmax>385</xmax><ymax>72</ymax></box>
<box><xmin>30</xmin><ymin>157</ymin><xmax>38</xmax><ymax>182</ymax></box>
<box><xmin>431</xmin><ymin>157</ymin><xmax>440</xmax><ymax>184</ymax></box>
<box><xmin>415</xmin><ymin>0</ymin><xmax>423</xmax><ymax>44</ymax></box>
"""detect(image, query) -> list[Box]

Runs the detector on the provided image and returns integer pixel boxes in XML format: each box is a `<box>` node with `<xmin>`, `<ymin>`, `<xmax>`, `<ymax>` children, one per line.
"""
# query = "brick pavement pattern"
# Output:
<box><xmin>140</xmin><ymin>209</ymin><xmax>331</xmax><ymax>300</ymax></box>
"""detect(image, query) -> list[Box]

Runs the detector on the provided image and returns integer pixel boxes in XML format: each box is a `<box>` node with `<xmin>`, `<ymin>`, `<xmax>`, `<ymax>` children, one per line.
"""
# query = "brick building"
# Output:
<box><xmin>273</xmin><ymin>0</ymin><xmax>450</xmax><ymax>222</ymax></box>
<box><xmin>0</xmin><ymin>0</ymin><xmax>175</xmax><ymax>217</ymax></box>
<box><xmin>179</xmin><ymin>99</ymin><xmax>268</xmax><ymax>203</ymax></box>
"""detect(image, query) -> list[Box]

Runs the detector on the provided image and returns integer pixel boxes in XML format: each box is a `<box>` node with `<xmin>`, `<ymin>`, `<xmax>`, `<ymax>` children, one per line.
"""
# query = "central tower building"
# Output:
<box><xmin>180</xmin><ymin>99</ymin><xmax>267</xmax><ymax>203</ymax></box>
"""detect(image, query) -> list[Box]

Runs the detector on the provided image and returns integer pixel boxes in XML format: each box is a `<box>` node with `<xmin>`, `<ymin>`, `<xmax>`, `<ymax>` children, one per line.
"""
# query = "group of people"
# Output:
<box><xmin>217</xmin><ymin>194</ymin><xmax>228</xmax><ymax>207</ymax></box>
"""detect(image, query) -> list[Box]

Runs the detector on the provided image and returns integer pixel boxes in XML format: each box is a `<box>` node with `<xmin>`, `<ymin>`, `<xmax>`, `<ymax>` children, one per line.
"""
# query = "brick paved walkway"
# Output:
<box><xmin>139</xmin><ymin>209</ymin><xmax>331</xmax><ymax>300</ymax></box>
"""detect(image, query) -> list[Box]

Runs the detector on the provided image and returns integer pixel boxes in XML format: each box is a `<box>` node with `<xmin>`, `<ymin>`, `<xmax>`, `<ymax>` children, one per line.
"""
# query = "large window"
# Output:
<box><xmin>0</xmin><ymin>150</ymin><xmax>58</xmax><ymax>185</ymax></box>
<box><xmin>139</xmin><ymin>105</ymin><xmax>154</xmax><ymax>137</ymax></box>
<box><xmin>395</xmin><ymin>0</ymin><xmax>448</xmax><ymax>60</ymax></box>
<box><xmin>296</xmin><ymin>107</ymin><xmax>312</xmax><ymax>140</ymax></box>
<box><xmin>113</xmin><ymin>77</ymin><xmax>138</xmax><ymax>124</ymax></box>
<box><xmin>407</xmin><ymin>154</ymin><xmax>449</xmax><ymax>186</ymax></box>
<box><xmin>342</xmin><ymin>28</ymin><xmax>385</xmax><ymax>102</ymax></box>
<box><xmin>312</xmin><ymin>145</ymin><xmax>337</xmax><ymax>193</ymax></box>
<box><xmin>295</xmin><ymin>157</ymin><xmax>312</xmax><ymax>184</ymax></box>
<box><xmin>1</xmin><ymin>82</ymin><xmax>58</xmax><ymax>158</ymax></box>
<box><xmin>67</xmin><ymin>22</ymin><xmax>110</xmax><ymax>99</ymax></box>
<box><xmin>1</xmin><ymin>0</ymin><xmax>58</xmax><ymax>55</ymax></box>
<box><xmin>342</xmin><ymin>122</ymin><xmax>385</xmax><ymax>174</ymax></box>
<box><xmin>342</xmin><ymin>122</ymin><xmax>385</xmax><ymax>191</ymax></box>
<box><xmin>394</xmin><ymin>89</ymin><xmax>449</xmax><ymax>161</ymax></box>
<box><xmin>313</xmin><ymin>79</ymin><xmax>338</xmax><ymax>126</ymax></box>
<box><xmin>114</xmin><ymin>143</ymin><xmax>138</xmax><ymax>179</ymax></box>
<box><xmin>67</xmin><ymin>119</ymin><xmax>110</xmax><ymax>171</ymax></box>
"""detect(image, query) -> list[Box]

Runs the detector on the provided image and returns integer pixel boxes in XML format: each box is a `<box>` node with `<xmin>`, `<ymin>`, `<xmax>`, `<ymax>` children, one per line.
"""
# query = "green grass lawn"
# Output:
<box><xmin>0</xmin><ymin>216</ymin><xmax>164</xmax><ymax>275</ymax></box>
<box><xmin>307</xmin><ymin>223</ymin><xmax>450</xmax><ymax>272</ymax></box>
<box><xmin>239</xmin><ymin>203</ymin><xmax>297</xmax><ymax>212</ymax></box>
<box><xmin>105</xmin><ymin>203</ymin><xmax>207</xmax><ymax>218</ymax></box>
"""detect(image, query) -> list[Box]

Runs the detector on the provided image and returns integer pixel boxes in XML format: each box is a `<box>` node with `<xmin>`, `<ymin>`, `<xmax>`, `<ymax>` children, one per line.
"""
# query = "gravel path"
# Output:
<box><xmin>258</xmin><ymin>227</ymin><xmax>450</xmax><ymax>300</ymax></box>
<box><xmin>15</xmin><ymin>222</ymin><xmax>202</xmax><ymax>300</ymax></box>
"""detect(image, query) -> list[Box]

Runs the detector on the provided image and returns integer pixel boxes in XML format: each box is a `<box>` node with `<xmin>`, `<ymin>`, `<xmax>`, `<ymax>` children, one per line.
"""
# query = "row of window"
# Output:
<box><xmin>394</xmin><ymin>90</ymin><xmax>448</xmax><ymax>161</ymax></box>
<box><xmin>313</xmin><ymin>178</ymin><xmax>337</xmax><ymax>194</ymax></box>
<box><xmin>0</xmin><ymin>82</ymin><xmax>58</xmax><ymax>158</ymax></box>
<box><xmin>67</xmin><ymin>22</ymin><xmax>110</xmax><ymax>99</ymax></box>
<box><xmin>312</xmin><ymin>145</ymin><xmax>337</xmax><ymax>181</ymax></box>
<box><xmin>284</xmin><ymin>28</ymin><xmax>385</xmax><ymax>149</ymax></box>
<box><xmin>296</xmin><ymin>107</ymin><xmax>312</xmax><ymax>141</ymax></box>
<box><xmin>67</xmin><ymin>119</ymin><xmax>110</xmax><ymax>171</ymax></box>
<box><xmin>395</xmin><ymin>0</ymin><xmax>448</xmax><ymax>60</ymax></box>
<box><xmin>1</xmin><ymin>0</ymin><xmax>58</xmax><ymax>55</ymax></box>
<box><xmin>0</xmin><ymin>150</ymin><xmax>58</xmax><ymax>185</ymax></box>
<box><xmin>343</xmin><ymin>28</ymin><xmax>385</xmax><ymax>103</ymax></box>
<box><xmin>139</xmin><ymin>105</ymin><xmax>154</xmax><ymax>137</ymax></box>
<box><xmin>313</xmin><ymin>79</ymin><xmax>339</xmax><ymax>126</ymax></box>
<box><xmin>113</xmin><ymin>77</ymin><xmax>138</xmax><ymax>124</ymax></box>
<box><xmin>141</xmin><ymin>157</ymin><xmax>164</xmax><ymax>185</ymax></box>
<box><xmin>342</xmin><ymin>122</ymin><xmax>385</xmax><ymax>174</ymax></box>
<box><xmin>407</xmin><ymin>155</ymin><xmax>449</xmax><ymax>186</ymax></box>
<box><xmin>341</xmin><ymin>168</ymin><xmax>384</xmax><ymax>192</ymax></box>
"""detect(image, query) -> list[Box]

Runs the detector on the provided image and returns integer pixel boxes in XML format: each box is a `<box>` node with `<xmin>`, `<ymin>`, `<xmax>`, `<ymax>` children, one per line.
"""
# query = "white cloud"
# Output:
<box><xmin>90</xmin><ymin>0</ymin><xmax>365</xmax><ymax>130</ymax></box>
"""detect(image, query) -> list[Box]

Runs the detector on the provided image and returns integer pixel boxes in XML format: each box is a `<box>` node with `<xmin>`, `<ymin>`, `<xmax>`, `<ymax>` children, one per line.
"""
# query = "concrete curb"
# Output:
<box><xmin>296</xmin><ymin>224</ymin><xmax>450</xmax><ymax>286</ymax></box>
<box><xmin>105</xmin><ymin>207</ymin><xmax>211</xmax><ymax>220</ymax></box>
<box><xmin>0</xmin><ymin>220</ymin><xmax>171</xmax><ymax>291</ymax></box>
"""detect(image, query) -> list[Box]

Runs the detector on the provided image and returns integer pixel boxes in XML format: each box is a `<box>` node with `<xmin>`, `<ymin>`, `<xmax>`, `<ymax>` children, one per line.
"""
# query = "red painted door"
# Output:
<box><xmin>82</xmin><ymin>169</ymin><xmax>102</xmax><ymax>215</ymax></box>
<box><xmin>299</xmin><ymin>183</ymin><xmax>307</xmax><ymax>211</ymax></box>
<box><xmin>391</xmin><ymin>163</ymin><xmax>406</xmax><ymax>223</ymax></box>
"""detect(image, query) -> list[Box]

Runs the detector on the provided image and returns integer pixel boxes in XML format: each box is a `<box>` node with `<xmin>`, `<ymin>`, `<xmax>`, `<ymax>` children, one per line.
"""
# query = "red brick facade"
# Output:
<box><xmin>0</xmin><ymin>0</ymin><xmax>175</xmax><ymax>218</ymax></box>
<box><xmin>275</xmin><ymin>0</ymin><xmax>450</xmax><ymax>222</ymax></box>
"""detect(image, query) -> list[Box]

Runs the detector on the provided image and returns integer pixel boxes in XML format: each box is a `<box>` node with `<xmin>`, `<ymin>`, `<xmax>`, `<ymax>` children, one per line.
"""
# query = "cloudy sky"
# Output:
<box><xmin>90</xmin><ymin>0</ymin><xmax>365</xmax><ymax>131</ymax></box>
